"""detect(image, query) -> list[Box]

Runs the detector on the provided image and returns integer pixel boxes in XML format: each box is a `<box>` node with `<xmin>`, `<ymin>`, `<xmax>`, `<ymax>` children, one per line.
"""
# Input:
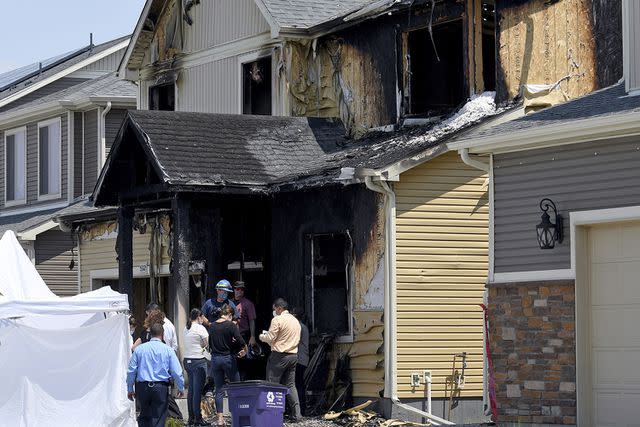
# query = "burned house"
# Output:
<box><xmin>51</xmin><ymin>0</ymin><xmax>627</xmax><ymax>424</ymax></box>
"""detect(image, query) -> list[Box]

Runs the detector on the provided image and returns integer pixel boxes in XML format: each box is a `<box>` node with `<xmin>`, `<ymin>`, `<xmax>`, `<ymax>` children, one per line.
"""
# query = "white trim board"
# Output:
<box><xmin>18</xmin><ymin>219</ymin><xmax>59</xmax><ymax>241</ymax></box>
<box><xmin>492</xmin><ymin>269</ymin><xmax>574</xmax><ymax>283</ymax></box>
<box><xmin>3</xmin><ymin>126</ymin><xmax>28</xmax><ymax>207</ymax></box>
<box><xmin>36</xmin><ymin>117</ymin><xmax>63</xmax><ymax>202</ymax></box>
<box><xmin>0</xmin><ymin>40</ymin><xmax>129</xmax><ymax>109</ymax></box>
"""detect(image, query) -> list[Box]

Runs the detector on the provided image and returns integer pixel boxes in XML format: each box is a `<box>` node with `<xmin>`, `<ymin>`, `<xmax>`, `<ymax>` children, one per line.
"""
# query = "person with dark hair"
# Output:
<box><xmin>201</xmin><ymin>280</ymin><xmax>239</xmax><ymax>323</ymax></box>
<box><xmin>183</xmin><ymin>308</ymin><xmax>209</xmax><ymax>426</ymax></box>
<box><xmin>127</xmin><ymin>323</ymin><xmax>185</xmax><ymax>427</ymax></box>
<box><xmin>144</xmin><ymin>302</ymin><xmax>178</xmax><ymax>353</ymax></box>
<box><xmin>129</xmin><ymin>316</ymin><xmax>139</xmax><ymax>342</ymax></box>
<box><xmin>291</xmin><ymin>307</ymin><xmax>309</xmax><ymax>416</ymax></box>
<box><xmin>260</xmin><ymin>298</ymin><xmax>302</xmax><ymax>422</ymax></box>
<box><xmin>209</xmin><ymin>304</ymin><xmax>247</xmax><ymax>426</ymax></box>
<box><xmin>132</xmin><ymin>309</ymin><xmax>166</xmax><ymax>351</ymax></box>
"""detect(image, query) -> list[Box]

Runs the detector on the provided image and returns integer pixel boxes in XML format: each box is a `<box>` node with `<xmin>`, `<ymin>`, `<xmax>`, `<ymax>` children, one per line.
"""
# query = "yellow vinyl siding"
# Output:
<box><xmin>350</xmin><ymin>310</ymin><xmax>384</xmax><ymax>397</ymax></box>
<box><xmin>80</xmin><ymin>231</ymin><xmax>169</xmax><ymax>292</ymax></box>
<box><xmin>395</xmin><ymin>151</ymin><xmax>488</xmax><ymax>398</ymax></box>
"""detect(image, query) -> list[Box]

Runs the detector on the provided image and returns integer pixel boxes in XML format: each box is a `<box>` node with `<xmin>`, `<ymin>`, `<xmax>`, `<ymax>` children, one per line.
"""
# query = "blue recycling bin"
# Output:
<box><xmin>225</xmin><ymin>380</ymin><xmax>289</xmax><ymax>427</ymax></box>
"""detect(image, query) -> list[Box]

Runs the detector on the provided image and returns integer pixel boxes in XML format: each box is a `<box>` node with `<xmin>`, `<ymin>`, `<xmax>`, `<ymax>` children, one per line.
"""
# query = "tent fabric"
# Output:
<box><xmin>0</xmin><ymin>230</ymin><xmax>55</xmax><ymax>300</ymax></box>
<box><xmin>0</xmin><ymin>230</ymin><xmax>135</xmax><ymax>426</ymax></box>
<box><xmin>0</xmin><ymin>315</ymin><xmax>135</xmax><ymax>427</ymax></box>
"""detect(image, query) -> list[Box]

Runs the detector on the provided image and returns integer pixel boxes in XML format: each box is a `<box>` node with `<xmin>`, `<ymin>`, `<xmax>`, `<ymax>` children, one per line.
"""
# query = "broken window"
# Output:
<box><xmin>149</xmin><ymin>83</ymin><xmax>175</xmax><ymax>111</ymax></box>
<box><xmin>242</xmin><ymin>56</ymin><xmax>272</xmax><ymax>115</ymax></box>
<box><xmin>406</xmin><ymin>20</ymin><xmax>465</xmax><ymax>115</ymax></box>
<box><xmin>309</xmin><ymin>233</ymin><xmax>351</xmax><ymax>337</ymax></box>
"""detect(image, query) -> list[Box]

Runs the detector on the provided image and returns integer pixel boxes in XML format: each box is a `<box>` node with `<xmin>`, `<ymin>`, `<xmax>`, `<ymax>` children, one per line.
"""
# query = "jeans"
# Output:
<box><xmin>210</xmin><ymin>354</ymin><xmax>240</xmax><ymax>414</ymax></box>
<box><xmin>135</xmin><ymin>381</ymin><xmax>169</xmax><ymax>427</ymax></box>
<box><xmin>184</xmin><ymin>358</ymin><xmax>208</xmax><ymax>423</ymax></box>
<box><xmin>266</xmin><ymin>352</ymin><xmax>301</xmax><ymax>419</ymax></box>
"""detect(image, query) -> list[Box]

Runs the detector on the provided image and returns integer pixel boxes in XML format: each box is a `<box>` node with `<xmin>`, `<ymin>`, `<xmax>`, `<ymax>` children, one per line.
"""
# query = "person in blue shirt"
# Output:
<box><xmin>127</xmin><ymin>323</ymin><xmax>185</xmax><ymax>427</ymax></box>
<box><xmin>202</xmin><ymin>279</ymin><xmax>239</xmax><ymax>323</ymax></box>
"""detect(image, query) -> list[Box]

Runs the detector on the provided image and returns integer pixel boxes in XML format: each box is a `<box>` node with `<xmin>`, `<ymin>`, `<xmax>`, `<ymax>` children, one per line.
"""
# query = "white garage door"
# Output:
<box><xmin>589</xmin><ymin>222</ymin><xmax>640</xmax><ymax>426</ymax></box>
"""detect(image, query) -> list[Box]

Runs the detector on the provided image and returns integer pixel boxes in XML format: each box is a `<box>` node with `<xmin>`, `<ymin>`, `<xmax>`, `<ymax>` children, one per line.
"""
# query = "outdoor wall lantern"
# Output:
<box><xmin>536</xmin><ymin>198</ymin><xmax>563</xmax><ymax>249</ymax></box>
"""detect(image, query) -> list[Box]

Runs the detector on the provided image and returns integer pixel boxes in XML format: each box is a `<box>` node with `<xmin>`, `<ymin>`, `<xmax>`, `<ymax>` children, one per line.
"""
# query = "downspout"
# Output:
<box><xmin>364</xmin><ymin>176</ymin><xmax>453</xmax><ymax>426</ymax></box>
<box><xmin>458</xmin><ymin>148</ymin><xmax>492</xmax><ymax>416</ymax></box>
<box><xmin>100</xmin><ymin>101</ymin><xmax>112</xmax><ymax>168</ymax></box>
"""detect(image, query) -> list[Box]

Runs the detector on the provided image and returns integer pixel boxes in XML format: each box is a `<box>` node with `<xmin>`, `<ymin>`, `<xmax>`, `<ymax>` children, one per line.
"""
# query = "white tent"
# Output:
<box><xmin>0</xmin><ymin>231</ymin><xmax>136</xmax><ymax>427</ymax></box>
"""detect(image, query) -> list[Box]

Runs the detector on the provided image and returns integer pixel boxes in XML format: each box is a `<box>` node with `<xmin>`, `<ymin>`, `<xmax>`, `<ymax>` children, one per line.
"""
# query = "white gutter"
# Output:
<box><xmin>459</xmin><ymin>148</ymin><xmax>489</xmax><ymax>172</ymax></box>
<box><xmin>100</xmin><ymin>102</ymin><xmax>112</xmax><ymax>169</ymax></box>
<box><xmin>364</xmin><ymin>176</ymin><xmax>453</xmax><ymax>426</ymax></box>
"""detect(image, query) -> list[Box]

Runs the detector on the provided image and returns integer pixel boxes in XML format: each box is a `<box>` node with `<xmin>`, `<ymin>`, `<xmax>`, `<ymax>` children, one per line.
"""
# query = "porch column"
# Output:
<box><xmin>117</xmin><ymin>206</ymin><xmax>134</xmax><ymax>308</ymax></box>
<box><xmin>205</xmin><ymin>207</ymin><xmax>223</xmax><ymax>297</ymax></box>
<box><xmin>171</xmin><ymin>196</ymin><xmax>191</xmax><ymax>347</ymax></box>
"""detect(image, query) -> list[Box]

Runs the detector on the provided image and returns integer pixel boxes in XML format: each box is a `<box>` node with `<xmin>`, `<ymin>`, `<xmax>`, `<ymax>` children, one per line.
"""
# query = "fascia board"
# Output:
<box><xmin>447</xmin><ymin>110</ymin><xmax>640</xmax><ymax>154</ymax></box>
<box><xmin>253</xmin><ymin>0</ymin><xmax>281</xmax><ymax>38</ymax></box>
<box><xmin>17</xmin><ymin>220</ymin><xmax>59</xmax><ymax>241</ymax></box>
<box><xmin>117</xmin><ymin>0</ymin><xmax>155</xmax><ymax>77</ymax></box>
<box><xmin>0</xmin><ymin>40</ymin><xmax>130</xmax><ymax>110</ymax></box>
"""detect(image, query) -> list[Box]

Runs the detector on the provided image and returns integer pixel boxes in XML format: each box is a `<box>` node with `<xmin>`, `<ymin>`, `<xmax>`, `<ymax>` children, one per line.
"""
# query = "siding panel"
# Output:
<box><xmin>493</xmin><ymin>137</ymin><xmax>640</xmax><ymax>273</ymax></box>
<box><xmin>105</xmin><ymin>109</ymin><xmax>128</xmax><ymax>156</ymax></box>
<box><xmin>182</xmin><ymin>0</ymin><xmax>269</xmax><ymax>52</ymax></box>
<box><xmin>78</xmin><ymin>48</ymin><xmax>126</xmax><ymax>72</ymax></box>
<box><xmin>74</xmin><ymin>112</ymin><xmax>83</xmax><ymax>198</ymax></box>
<box><xmin>83</xmin><ymin>109</ymin><xmax>98</xmax><ymax>194</ymax></box>
<box><xmin>178</xmin><ymin>58</ymin><xmax>239</xmax><ymax>113</ymax></box>
<box><xmin>395</xmin><ymin>152</ymin><xmax>488</xmax><ymax>399</ymax></box>
<box><xmin>35</xmin><ymin>229</ymin><xmax>78</xmax><ymax>296</ymax></box>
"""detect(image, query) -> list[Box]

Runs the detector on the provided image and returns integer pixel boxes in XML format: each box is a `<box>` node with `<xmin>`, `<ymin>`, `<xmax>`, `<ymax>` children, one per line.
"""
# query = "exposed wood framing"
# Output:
<box><xmin>117</xmin><ymin>206</ymin><xmax>134</xmax><ymax>307</ymax></box>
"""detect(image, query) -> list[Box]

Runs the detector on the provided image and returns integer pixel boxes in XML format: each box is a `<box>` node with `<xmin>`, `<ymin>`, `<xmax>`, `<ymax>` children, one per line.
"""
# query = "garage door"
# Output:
<box><xmin>589</xmin><ymin>222</ymin><xmax>640</xmax><ymax>425</ymax></box>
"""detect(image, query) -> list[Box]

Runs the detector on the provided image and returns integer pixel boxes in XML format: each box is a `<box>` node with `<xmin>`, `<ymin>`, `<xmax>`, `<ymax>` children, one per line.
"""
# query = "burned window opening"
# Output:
<box><xmin>407</xmin><ymin>20</ymin><xmax>465</xmax><ymax>116</ymax></box>
<box><xmin>149</xmin><ymin>83</ymin><xmax>175</xmax><ymax>111</ymax></box>
<box><xmin>242</xmin><ymin>56</ymin><xmax>272</xmax><ymax>115</ymax></box>
<box><xmin>482</xmin><ymin>1</ymin><xmax>496</xmax><ymax>92</ymax></box>
<box><xmin>309</xmin><ymin>232</ymin><xmax>352</xmax><ymax>337</ymax></box>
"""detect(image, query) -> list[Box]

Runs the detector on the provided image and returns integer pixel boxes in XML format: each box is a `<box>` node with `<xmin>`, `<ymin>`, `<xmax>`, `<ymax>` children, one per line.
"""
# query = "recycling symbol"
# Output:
<box><xmin>266</xmin><ymin>391</ymin><xmax>275</xmax><ymax>403</ymax></box>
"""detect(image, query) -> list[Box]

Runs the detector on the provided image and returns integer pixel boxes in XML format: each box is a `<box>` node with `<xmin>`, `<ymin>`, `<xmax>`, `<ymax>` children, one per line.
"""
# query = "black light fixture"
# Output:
<box><xmin>536</xmin><ymin>198</ymin><xmax>563</xmax><ymax>249</ymax></box>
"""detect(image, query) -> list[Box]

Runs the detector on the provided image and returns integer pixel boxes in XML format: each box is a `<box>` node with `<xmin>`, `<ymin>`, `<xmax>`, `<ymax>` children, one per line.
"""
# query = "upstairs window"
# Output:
<box><xmin>242</xmin><ymin>56</ymin><xmax>272</xmax><ymax>115</ymax></box>
<box><xmin>38</xmin><ymin>119</ymin><xmax>61</xmax><ymax>199</ymax></box>
<box><xmin>149</xmin><ymin>83</ymin><xmax>175</xmax><ymax>111</ymax></box>
<box><xmin>309</xmin><ymin>232</ymin><xmax>352</xmax><ymax>338</ymax></box>
<box><xmin>4</xmin><ymin>127</ymin><xmax>26</xmax><ymax>205</ymax></box>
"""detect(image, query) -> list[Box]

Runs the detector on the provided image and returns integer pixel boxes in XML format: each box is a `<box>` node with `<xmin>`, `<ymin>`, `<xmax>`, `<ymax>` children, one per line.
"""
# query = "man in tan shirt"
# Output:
<box><xmin>260</xmin><ymin>297</ymin><xmax>302</xmax><ymax>421</ymax></box>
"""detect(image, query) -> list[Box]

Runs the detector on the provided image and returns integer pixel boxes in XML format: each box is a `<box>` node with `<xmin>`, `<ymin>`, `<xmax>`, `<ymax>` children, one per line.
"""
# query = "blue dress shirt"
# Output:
<box><xmin>127</xmin><ymin>338</ymin><xmax>185</xmax><ymax>392</ymax></box>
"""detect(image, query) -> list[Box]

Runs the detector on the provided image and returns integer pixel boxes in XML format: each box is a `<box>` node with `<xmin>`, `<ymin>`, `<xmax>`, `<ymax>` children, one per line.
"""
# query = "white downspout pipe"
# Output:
<box><xmin>100</xmin><ymin>101</ymin><xmax>112</xmax><ymax>168</ymax></box>
<box><xmin>364</xmin><ymin>176</ymin><xmax>453</xmax><ymax>426</ymax></box>
<box><xmin>458</xmin><ymin>148</ymin><xmax>492</xmax><ymax>416</ymax></box>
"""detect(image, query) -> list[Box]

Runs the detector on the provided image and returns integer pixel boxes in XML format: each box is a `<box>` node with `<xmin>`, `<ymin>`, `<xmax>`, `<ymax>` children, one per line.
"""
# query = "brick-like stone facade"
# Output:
<box><xmin>488</xmin><ymin>280</ymin><xmax>576</xmax><ymax>424</ymax></box>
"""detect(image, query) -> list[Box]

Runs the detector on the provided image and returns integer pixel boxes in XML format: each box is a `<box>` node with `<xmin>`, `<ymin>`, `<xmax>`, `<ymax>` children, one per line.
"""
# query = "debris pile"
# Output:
<box><xmin>322</xmin><ymin>401</ymin><xmax>429</xmax><ymax>427</ymax></box>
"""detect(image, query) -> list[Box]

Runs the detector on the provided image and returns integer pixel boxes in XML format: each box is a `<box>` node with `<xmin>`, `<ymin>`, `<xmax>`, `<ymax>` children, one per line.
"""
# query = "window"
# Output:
<box><xmin>149</xmin><ymin>83</ymin><xmax>175</xmax><ymax>111</ymax></box>
<box><xmin>309</xmin><ymin>233</ymin><xmax>352</xmax><ymax>337</ymax></box>
<box><xmin>4</xmin><ymin>127</ymin><xmax>26</xmax><ymax>205</ymax></box>
<box><xmin>242</xmin><ymin>56</ymin><xmax>272</xmax><ymax>115</ymax></box>
<box><xmin>38</xmin><ymin>119</ymin><xmax>61</xmax><ymax>199</ymax></box>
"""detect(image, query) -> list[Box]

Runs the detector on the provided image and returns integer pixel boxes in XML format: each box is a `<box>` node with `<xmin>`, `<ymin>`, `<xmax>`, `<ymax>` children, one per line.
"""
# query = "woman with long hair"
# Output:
<box><xmin>209</xmin><ymin>304</ymin><xmax>246</xmax><ymax>426</ymax></box>
<box><xmin>132</xmin><ymin>309</ymin><xmax>165</xmax><ymax>350</ymax></box>
<box><xmin>183</xmin><ymin>308</ymin><xmax>209</xmax><ymax>426</ymax></box>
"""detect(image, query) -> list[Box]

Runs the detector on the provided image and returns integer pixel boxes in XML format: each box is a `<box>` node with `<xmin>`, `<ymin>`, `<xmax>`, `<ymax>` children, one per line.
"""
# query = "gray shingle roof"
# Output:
<box><xmin>260</xmin><ymin>0</ymin><xmax>373</xmax><ymax>30</ymax></box>
<box><xmin>457</xmin><ymin>82</ymin><xmax>640</xmax><ymax>141</ymax></box>
<box><xmin>0</xmin><ymin>35</ymin><xmax>130</xmax><ymax>102</ymax></box>
<box><xmin>0</xmin><ymin>73</ymin><xmax>136</xmax><ymax>117</ymax></box>
<box><xmin>0</xmin><ymin>208</ymin><xmax>63</xmax><ymax>236</ymax></box>
<box><xmin>53</xmin><ymin>197</ymin><xmax>116</xmax><ymax>223</ymax></box>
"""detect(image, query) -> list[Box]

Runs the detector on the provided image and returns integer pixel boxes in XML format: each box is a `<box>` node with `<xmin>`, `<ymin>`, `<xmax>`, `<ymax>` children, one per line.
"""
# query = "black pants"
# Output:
<box><xmin>295</xmin><ymin>363</ymin><xmax>307</xmax><ymax>416</ymax></box>
<box><xmin>266</xmin><ymin>352</ymin><xmax>301</xmax><ymax>419</ymax></box>
<box><xmin>136</xmin><ymin>381</ymin><xmax>169</xmax><ymax>427</ymax></box>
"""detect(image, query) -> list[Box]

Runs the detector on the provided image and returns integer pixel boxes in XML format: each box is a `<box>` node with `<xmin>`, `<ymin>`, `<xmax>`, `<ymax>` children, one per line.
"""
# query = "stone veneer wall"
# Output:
<box><xmin>488</xmin><ymin>280</ymin><xmax>576</xmax><ymax>424</ymax></box>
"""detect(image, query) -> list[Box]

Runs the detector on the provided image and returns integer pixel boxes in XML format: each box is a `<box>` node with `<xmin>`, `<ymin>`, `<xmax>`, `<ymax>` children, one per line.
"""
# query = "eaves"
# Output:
<box><xmin>0</xmin><ymin>40</ymin><xmax>130</xmax><ymax>110</ymax></box>
<box><xmin>447</xmin><ymin>109</ymin><xmax>640</xmax><ymax>155</ymax></box>
<box><xmin>0</xmin><ymin>96</ymin><xmax>136</xmax><ymax>129</ymax></box>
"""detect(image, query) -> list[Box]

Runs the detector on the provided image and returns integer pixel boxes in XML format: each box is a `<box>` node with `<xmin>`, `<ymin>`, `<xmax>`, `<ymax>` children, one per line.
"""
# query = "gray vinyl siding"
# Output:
<box><xmin>105</xmin><ymin>109</ymin><xmax>128</xmax><ymax>156</ymax></box>
<box><xmin>35</xmin><ymin>229</ymin><xmax>78</xmax><ymax>296</ymax></box>
<box><xmin>177</xmin><ymin>58</ymin><xmax>239</xmax><ymax>113</ymax></box>
<box><xmin>83</xmin><ymin>109</ymin><xmax>98</xmax><ymax>194</ymax></box>
<box><xmin>493</xmin><ymin>137</ymin><xmax>640</xmax><ymax>274</ymax></box>
<box><xmin>182</xmin><ymin>0</ymin><xmax>269</xmax><ymax>52</ymax></box>
<box><xmin>0</xmin><ymin>78</ymin><xmax>87</xmax><ymax>113</ymax></box>
<box><xmin>0</xmin><ymin>129</ymin><xmax>4</xmax><ymax>205</ymax></box>
<box><xmin>74</xmin><ymin>112</ymin><xmax>83</xmax><ymax>197</ymax></box>
<box><xmin>78</xmin><ymin>48</ymin><xmax>126</xmax><ymax>72</ymax></box>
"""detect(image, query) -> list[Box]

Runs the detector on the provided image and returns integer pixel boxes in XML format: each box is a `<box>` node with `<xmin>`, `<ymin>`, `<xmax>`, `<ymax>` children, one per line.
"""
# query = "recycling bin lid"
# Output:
<box><xmin>225</xmin><ymin>380</ymin><xmax>288</xmax><ymax>389</ymax></box>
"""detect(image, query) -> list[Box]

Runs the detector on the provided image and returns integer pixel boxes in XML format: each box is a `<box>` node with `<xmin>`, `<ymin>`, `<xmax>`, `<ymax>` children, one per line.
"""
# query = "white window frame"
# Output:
<box><xmin>237</xmin><ymin>49</ymin><xmax>277</xmax><ymax>115</ymax></box>
<box><xmin>4</xmin><ymin>126</ymin><xmax>27</xmax><ymax>207</ymax></box>
<box><xmin>37</xmin><ymin>117</ymin><xmax>62</xmax><ymax>201</ymax></box>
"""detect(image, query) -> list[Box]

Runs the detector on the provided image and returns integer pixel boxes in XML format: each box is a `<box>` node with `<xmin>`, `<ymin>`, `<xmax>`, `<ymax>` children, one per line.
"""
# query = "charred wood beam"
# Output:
<box><xmin>171</xmin><ymin>195</ymin><xmax>191</xmax><ymax>338</ymax></box>
<box><xmin>117</xmin><ymin>206</ymin><xmax>134</xmax><ymax>308</ymax></box>
<box><xmin>205</xmin><ymin>207</ymin><xmax>223</xmax><ymax>299</ymax></box>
